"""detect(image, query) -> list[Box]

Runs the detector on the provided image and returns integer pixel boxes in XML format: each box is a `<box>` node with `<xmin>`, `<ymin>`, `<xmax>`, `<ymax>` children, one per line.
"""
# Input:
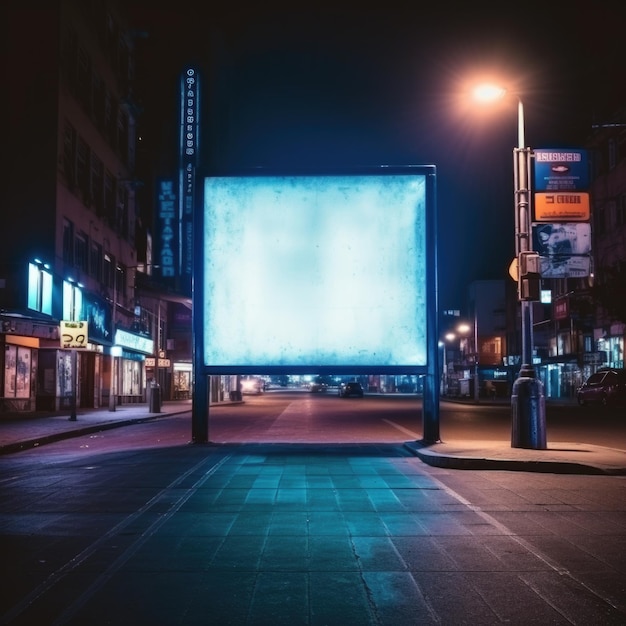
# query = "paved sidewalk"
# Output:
<box><xmin>0</xmin><ymin>400</ymin><xmax>194</xmax><ymax>455</ymax></box>
<box><xmin>1</xmin><ymin>399</ymin><xmax>626</xmax><ymax>474</ymax></box>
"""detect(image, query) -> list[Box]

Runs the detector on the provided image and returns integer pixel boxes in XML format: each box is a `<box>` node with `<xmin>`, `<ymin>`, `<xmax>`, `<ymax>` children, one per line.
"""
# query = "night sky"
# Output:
<box><xmin>129</xmin><ymin>2</ymin><xmax>626</xmax><ymax>308</ymax></box>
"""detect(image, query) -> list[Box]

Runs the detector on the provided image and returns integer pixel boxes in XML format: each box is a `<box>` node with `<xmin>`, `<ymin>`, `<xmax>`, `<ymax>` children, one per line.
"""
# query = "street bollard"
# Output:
<box><xmin>149</xmin><ymin>383</ymin><xmax>161</xmax><ymax>413</ymax></box>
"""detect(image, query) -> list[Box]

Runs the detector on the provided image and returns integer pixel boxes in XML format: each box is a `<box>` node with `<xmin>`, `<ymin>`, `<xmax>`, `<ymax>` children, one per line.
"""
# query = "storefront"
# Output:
<box><xmin>1</xmin><ymin>335</ymin><xmax>38</xmax><ymax>412</ymax></box>
<box><xmin>111</xmin><ymin>328</ymin><xmax>154</xmax><ymax>404</ymax></box>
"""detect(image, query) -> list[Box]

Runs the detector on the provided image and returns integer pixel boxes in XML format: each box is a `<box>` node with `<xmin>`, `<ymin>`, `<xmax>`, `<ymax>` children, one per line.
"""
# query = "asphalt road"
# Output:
<box><xmin>1</xmin><ymin>391</ymin><xmax>625</xmax><ymax>624</ymax></box>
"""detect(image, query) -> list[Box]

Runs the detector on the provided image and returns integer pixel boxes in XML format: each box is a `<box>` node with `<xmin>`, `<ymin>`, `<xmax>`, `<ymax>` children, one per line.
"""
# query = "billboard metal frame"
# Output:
<box><xmin>191</xmin><ymin>166</ymin><xmax>439</xmax><ymax>443</ymax></box>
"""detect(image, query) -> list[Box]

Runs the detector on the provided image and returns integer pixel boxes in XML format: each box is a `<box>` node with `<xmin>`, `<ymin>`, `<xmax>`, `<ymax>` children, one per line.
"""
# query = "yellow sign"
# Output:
<box><xmin>144</xmin><ymin>357</ymin><xmax>171</xmax><ymax>368</ymax></box>
<box><xmin>60</xmin><ymin>321</ymin><xmax>89</xmax><ymax>349</ymax></box>
<box><xmin>534</xmin><ymin>192</ymin><xmax>590</xmax><ymax>221</ymax></box>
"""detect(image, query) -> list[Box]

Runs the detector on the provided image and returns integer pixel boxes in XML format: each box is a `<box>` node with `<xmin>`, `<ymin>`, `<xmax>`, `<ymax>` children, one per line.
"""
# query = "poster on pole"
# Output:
<box><xmin>532</xmin><ymin>223</ymin><xmax>592</xmax><ymax>278</ymax></box>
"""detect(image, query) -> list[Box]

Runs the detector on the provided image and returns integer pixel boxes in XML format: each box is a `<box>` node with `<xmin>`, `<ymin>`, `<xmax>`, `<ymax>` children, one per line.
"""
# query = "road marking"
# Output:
<box><xmin>383</xmin><ymin>418</ymin><xmax>420</xmax><ymax>439</ymax></box>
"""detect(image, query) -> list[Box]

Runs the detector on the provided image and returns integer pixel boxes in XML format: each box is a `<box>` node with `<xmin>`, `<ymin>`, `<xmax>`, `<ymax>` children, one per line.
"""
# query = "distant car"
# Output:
<box><xmin>338</xmin><ymin>382</ymin><xmax>364</xmax><ymax>397</ymax></box>
<box><xmin>310</xmin><ymin>381</ymin><xmax>328</xmax><ymax>393</ymax></box>
<box><xmin>240</xmin><ymin>377</ymin><xmax>265</xmax><ymax>395</ymax></box>
<box><xmin>576</xmin><ymin>368</ymin><xmax>626</xmax><ymax>406</ymax></box>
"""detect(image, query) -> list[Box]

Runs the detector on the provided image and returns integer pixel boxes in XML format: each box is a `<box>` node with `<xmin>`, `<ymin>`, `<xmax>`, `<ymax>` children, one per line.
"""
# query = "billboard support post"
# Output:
<box><xmin>511</xmin><ymin>98</ymin><xmax>546</xmax><ymax>450</ymax></box>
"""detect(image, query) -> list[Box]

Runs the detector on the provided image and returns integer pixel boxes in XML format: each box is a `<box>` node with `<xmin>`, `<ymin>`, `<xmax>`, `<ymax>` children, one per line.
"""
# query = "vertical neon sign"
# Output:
<box><xmin>179</xmin><ymin>67</ymin><xmax>199</xmax><ymax>292</ymax></box>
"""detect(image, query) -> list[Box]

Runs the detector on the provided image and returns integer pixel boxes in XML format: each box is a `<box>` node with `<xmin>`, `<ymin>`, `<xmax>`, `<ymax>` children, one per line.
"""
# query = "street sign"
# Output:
<box><xmin>534</xmin><ymin>149</ymin><xmax>588</xmax><ymax>192</ymax></box>
<box><xmin>534</xmin><ymin>192</ymin><xmax>590</xmax><ymax>221</ymax></box>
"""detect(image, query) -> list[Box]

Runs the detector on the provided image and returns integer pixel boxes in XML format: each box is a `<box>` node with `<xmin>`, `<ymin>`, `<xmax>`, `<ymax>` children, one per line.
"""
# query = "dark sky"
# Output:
<box><xmin>129</xmin><ymin>2</ymin><xmax>626</xmax><ymax>308</ymax></box>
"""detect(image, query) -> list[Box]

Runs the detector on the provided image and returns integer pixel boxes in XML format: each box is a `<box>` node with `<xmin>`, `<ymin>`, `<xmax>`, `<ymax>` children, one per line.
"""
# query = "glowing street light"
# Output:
<box><xmin>472</xmin><ymin>82</ymin><xmax>546</xmax><ymax>449</ymax></box>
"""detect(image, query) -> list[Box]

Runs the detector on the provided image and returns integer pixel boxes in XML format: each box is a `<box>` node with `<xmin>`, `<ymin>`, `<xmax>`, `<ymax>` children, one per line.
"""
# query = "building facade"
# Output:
<box><xmin>2</xmin><ymin>1</ymin><xmax>161</xmax><ymax>412</ymax></box>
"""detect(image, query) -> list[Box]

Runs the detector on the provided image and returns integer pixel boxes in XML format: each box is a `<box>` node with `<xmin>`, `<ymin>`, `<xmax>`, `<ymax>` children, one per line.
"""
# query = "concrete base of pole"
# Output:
<box><xmin>108</xmin><ymin>394</ymin><xmax>116</xmax><ymax>412</ymax></box>
<box><xmin>511</xmin><ymin>365</ymin><xmax>546</xmax><ymax>449</ymax></box>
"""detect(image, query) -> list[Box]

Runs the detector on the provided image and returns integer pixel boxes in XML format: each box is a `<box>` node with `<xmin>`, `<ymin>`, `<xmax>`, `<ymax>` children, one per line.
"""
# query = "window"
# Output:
<box><xmin>63</xmin><ymin>280</ymin><xmax>83</xmax><ymax>321</ymax></box>
<box><xmin>117</xmin><ymin>184</ymin><xmax>129</xmax><ymax>237</ymax></box>
<box><xmin>93</xmin><ymin>72</ymin><xmax>105</xmax><ymax>131</ymax></box>
<box><xmin>104</xmin><ymin>89</ymin><xmax>114</xmax><ymax>145</ymax></box>
<box><xmin>90</xmin><ymin>242</ymin><xmax>102</xmax><ymax>280</ymax></box>
<box><xmin>77</xmin><ymin>137</ymin><xmax>91</xmax><ymax>204</ymax></box>
<box><xmin>27</xmin><ymin>262</ymin><xmax>53</xmax><ymax>315</ymax></box>
<box><xmin>74</xmin><ymin>232</ymin><xmax>88</xmax><ymax>273</ymax></box>
<box><xmin>117</xmin><ymin>109</ymin><xmax>129</xmax><ymax>163</ymax></box>
<box><xmin>91</xmin><ymin>154</ymin><xmax>104</xmax><ymax>214</ymax></box>
<box><xmin>62</xmin><ymin>121</ymin><xmax>77</xmax><ymax>189</ymax></box>
<box><xmin>4</xmin><ymin>346</ymin><xmax>32</xmax><ymax>399</ymax></box>
<box><xmin>104</xmin><ymin>171</ymin><xmax>116</xmax><ymax>224</ymax></box>
<box><xmin>63</xmin><ymin>219</ymin><xmax>74</xmax><ymax>265</ymax></box>
<box><xmin>104</xmin><ymin>253</ymin><xmax>114</xmax><ymax>290</ymax></box>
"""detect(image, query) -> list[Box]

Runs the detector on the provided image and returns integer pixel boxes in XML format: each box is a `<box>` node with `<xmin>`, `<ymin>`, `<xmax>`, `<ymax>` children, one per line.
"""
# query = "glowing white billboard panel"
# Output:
<box><xmin>202</xmin><ymin>172</ymin><xmax>430</xmax><ymax>370</ymax></box>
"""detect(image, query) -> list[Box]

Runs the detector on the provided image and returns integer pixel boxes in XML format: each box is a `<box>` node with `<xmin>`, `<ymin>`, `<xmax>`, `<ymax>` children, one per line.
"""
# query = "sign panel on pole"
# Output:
<box><xmin>533</xmin><ymin>149</ymin><xmax>588</xmax><ymax>192</ymax></box>
<box><xmin>534</xmin><ymin>192</ymin><xmax>590</xmax><ymax>221</ymax></box>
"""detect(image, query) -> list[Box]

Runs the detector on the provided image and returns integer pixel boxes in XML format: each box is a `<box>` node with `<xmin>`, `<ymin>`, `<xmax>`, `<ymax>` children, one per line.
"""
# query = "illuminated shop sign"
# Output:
<box><xmin>60</xmin><ymin>321</ymin><xmax>89</xmax><ymax>349</ymax></box>
<box><xmin>157</xmin><ymin>179</ymin><xmax>177</xmax><ymax>278</ymax></box>
<box><xmin>114</xmin><ymin>328</ymin><xmax>154</xmax><ymax>355</ymax></box>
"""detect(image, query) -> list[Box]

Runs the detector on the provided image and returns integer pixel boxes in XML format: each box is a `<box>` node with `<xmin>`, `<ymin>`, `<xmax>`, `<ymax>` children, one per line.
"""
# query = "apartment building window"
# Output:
<box><xmin>77</xmin><ymin>137</ymin><xmax>91</xmax><ymax>204</ymax></box>
<box><xmin>62</xmin><ymin>121</ymin><xmax>77</xmax><ymax>190</ymax></box>
<box><xmin>117</xmin><ymin>109</ymin><xmax>129</xmax><ymax>163</ymax></box>
<box><xmin>104</xmin><ymin>253</ymin><xmax>115</xmax><ymax>290</ymax></box>
<box><xmin>63</xmin><ymin>280</ymin><xmax>83</xmax><ymax>322</ymax></box>
<box><xmin>90</xmin><ymin>242</ymin><xmax>102</xmax><ymax>281</ymax></box>
<box><xmin>104</xmin><ymin>90</ymin><xmax>115</xmax><ymax>145</ymax></box>
<box><xmin>118</xmin><ymin>184</ymin><xmax>129</xmax><ymax>237</ymax></box>
<box><xmin>27</xmin><ymin>262</ymin><xmax>53</xmax><ymax>315</ymax></box>
<box><xmin>75</xmin><ymin>232</ymin><xmax>88</xmax><ymax>274</ymax></box>
<box><xmin>104</xmin><ymin>171</ymin><xmax>116</xmax><ymax>225</ymax></box>
<box><xmin>91</xmin><ymin>154</ymin><xmax>104</xmax><ymax>215</ymax></box>
<box><xmin>63</xmin><ymin>219</ymin><xmax>74</xmax><ymax>265</ymax></box>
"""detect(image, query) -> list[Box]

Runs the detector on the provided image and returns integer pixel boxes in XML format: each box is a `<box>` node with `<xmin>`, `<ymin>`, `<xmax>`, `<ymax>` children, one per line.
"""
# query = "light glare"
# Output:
<box><xmin>472</xmin><ymin>84</ymin><xmax>506</xmax><ymax>103</ymax></box>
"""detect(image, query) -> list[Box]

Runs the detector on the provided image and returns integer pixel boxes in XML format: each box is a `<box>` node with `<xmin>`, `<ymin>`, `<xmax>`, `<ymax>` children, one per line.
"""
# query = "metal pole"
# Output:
<box><xmin>511</xmin><ymin>97</ymin><xmax>546</xmax><ymax>449</ymax></box>
<box><xmin>69</xmin><ymin>349</ymin><xmax>78</xmax><ymax>421</ymax></box>
<box><xmin>109</xmin><ymin>267</ymin><xmax>117</xmax><ymax>411</ymax></box>
<box><xmin>473</xmin><ymin>307</ymin><xmax>479</xmax><ymax>402</ymax></box>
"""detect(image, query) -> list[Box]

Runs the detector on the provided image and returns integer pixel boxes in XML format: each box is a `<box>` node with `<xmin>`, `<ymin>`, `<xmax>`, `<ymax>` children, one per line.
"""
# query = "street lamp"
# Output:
<box><xmin>472</xmin><ymin>82</ymin><xmax>546</xmax><ymax>449</ymax></box>
<box><xmin>457</xmin><ymin>317</ymin><xmax>480</xmax><ymax>403</ymax></box>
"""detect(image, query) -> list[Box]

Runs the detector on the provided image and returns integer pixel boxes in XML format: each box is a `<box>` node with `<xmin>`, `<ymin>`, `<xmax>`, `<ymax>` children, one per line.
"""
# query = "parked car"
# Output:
<box><xmin>576</xmin><ymin>368</ymin><xmax>626</xmax><ymax>406</ymax></box>
<box><xmin>338</xmin><ymin>381</ymin><xmax>364</xmax><ymax>397</ymax></box>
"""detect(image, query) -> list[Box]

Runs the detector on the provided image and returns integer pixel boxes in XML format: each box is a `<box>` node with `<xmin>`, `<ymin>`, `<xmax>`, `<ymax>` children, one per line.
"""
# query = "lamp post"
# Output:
<box><xmin>109</xmin><ymin>265</ymin><xmax>121</xmax><ymax>412</ymax></box>
<box><xmin>457</xmin><ymin>322</ymin><xmax>478</xmax><ymax>401</ymax></box>
<box><xmin>472</xmin><ymin>83</ymin><xmax>546</xmax><ymax>449</ymax></box>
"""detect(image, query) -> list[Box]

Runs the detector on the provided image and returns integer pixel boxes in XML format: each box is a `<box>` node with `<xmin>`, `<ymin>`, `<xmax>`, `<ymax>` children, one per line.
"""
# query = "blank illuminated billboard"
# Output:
<box><xmin>201</xmin><ymin>169</ymin><xmax>434</xmax><ymax>372</ymax></box>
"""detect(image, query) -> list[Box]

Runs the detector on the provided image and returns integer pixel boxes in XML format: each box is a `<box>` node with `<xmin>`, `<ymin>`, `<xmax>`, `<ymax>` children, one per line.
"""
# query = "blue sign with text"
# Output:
<box><xmin>534</xmin><ymin>149</ymin><xmax>588</xmax><ymax>192</ymax></box>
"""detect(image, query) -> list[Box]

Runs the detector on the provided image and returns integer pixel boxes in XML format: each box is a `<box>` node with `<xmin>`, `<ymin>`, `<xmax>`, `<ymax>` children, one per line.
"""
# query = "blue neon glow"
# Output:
<box><xmin>203</xmin><ymin>173</ymin><xmax>428</xmax><ymax>368</ymax></box>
